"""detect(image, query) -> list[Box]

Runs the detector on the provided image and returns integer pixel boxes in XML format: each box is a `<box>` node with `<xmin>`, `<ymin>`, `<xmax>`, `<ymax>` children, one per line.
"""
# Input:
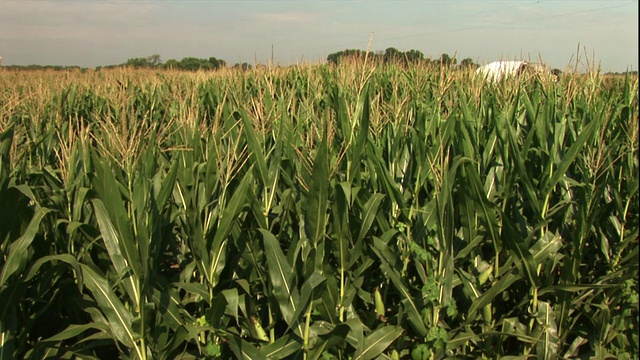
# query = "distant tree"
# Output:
<box><xmin>208</xmin><ymin>57</ymin><xmax>226</xmax><ymax>69</ymax></box>
<box><xmin>122</xmin><ymin>55</ymin><xmax>226</xmax><ymax>71</ymax></box>
<box><xmin>232</xmin><ymin>62</ymin><xmax>252</xmax><ymax>71</ymax></box>
<box><xmin>327</xmin><ymin>52</ymin><xmax>340</xmax><ymax>65</ymax></box>
<box><xmin>155</xmin><ymin>57</ymin><xmax>227</xmax><ymax>71</ymax></box>
<box><xmin>125</xmin><ymin>57</ymin><xmax>151</xmax><ymax>68</ymax></box>
<box><xmin>384</xmin><ymin>47</ymin><xmax>402</xmax><ymax>63</ymax></box>
<box><xmin>163</xmin><ymin>59</ymin><xmax>179</xmax><ymax>69</ymax></box>
<box><xmin>124</xmin><ymin>55</ymin><xmax>162</xmax><ymax>68</ymax></box>
<box><xmin>177</xmin><ymin>57</ymin><xmax>205</xmax><ymax>71</ymax></box>
<box><xmin>326</xmin><ymin>49</ymin><xmax>367</xmax><ymax>65</ymax></box>
<box><xmin>328</xmin><ymin>48</ymin><xmax>428</xmax><ymax>66</ymax></box>
<box><xmin>147</xmin><ymin>54</ymin><xmax>162</xmax><ymax>66</ymax></box>
<box><xmin>459</xmin><ymin>57</ymin><xmax>475</xmax><ymax>68</ymax></box>
<box><xmin>6</xmin><ymin>64</ymin><xmax>85</xmax><ymax>71</ymax></box>
<box><xmin>438</xmin><ymin>53</ymin><xmax>456</xmax><ymax>66</ymax></box>
<box><xmin>404</xmin><ymin>49</ymin><xmax>425</xmax><ymax>64</ymax></box>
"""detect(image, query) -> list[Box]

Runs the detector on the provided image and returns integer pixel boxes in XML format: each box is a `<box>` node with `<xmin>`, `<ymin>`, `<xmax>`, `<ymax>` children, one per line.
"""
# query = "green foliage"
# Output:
<box><xmin>0</xmin><ymin>65</ymin><xmax>637</xmax><ymax>359</ymax></box>
<box><xmin>120</xmin><ymin>55</ymin><xmax>227</xmax><ymax>71</ymax></box>
<box><xmin>459</xmin><ymin>57</ymin><xmax>476</xmax><ymax>68</ymax></box>
<box><xmin>125</xmin><ymin>55</ymin><xmax>163</xmax><ymax>68</ymax></box>
<box><xmin>327</xmin><ymin>48</ymin><xmax>427</xmax><ymax>66</ymax></box>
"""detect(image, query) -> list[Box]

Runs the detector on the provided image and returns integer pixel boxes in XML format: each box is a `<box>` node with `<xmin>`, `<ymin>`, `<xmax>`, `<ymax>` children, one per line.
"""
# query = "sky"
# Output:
<box><xmin>0</xmin><ymin>0</ymin><xmax>637</xmax><ymax>72</ymax></box>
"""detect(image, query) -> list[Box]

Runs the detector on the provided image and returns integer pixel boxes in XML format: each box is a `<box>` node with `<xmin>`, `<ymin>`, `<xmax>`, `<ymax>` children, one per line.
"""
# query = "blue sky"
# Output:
<box><xmin>0</xmin><ymin>0</ymin><xmax>637</xmax><ymax>72</ymax></box>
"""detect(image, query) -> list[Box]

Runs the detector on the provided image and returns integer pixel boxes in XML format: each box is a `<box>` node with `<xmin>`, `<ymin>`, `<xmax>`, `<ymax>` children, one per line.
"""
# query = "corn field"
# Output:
<box><xmin>0</xmin><ymin>63</ymin><xmax>637</xmax><ymax>359</ymax></box>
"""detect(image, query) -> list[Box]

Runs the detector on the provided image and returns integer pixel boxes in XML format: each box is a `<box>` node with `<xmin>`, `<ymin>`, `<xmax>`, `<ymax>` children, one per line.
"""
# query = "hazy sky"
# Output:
<box><xmin>0</xmin><ymin>0</ymin><xmax>637</xmax><ymax>72</ymax></box>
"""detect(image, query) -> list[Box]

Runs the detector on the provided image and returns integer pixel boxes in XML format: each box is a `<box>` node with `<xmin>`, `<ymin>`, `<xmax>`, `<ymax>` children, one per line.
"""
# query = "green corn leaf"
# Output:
<box><xmin>0</xmin><ymin>126</ymin><xmax>13</xmax><ymax>180</ymax></box>
<box><xmin>370</xmin><ymin>246</ymin><xmax>428</xmax><ymax>336</ymax></box>
<box><xmin>501</xmin><ymin>217</ymin><xmax>540</xmax><ymax>289</ymax></box>
<box><xmin>312</xmin><ymin>319</ymin><xmax>368</xmax><ymax>349</ymax></box>
<box><xmin>456</xmin><ymin>269</ymin><xmax>482</xmax><ymax>301</ymax></box>
<box><xmin>365</xmin><ymin>143</ymin><xmax>405</xmax><ymax>222</ymax></box>
<box><xmin>24</xmin><ymin>254</ymin><xmax>81</xmax><ymax>284</ymax></box>
<box><xmin>308</xmin><ymin>323</ymin><xmax>350</xmax><ymax>360</ymax></box>
<box><xmin>151</xmin><ymin>287</ymin><xmax>190</xmax><ymax>330</ymax></box>
<box><xmin>318</xmin><ymin>268</ymin><xmax>340</xmax><ymax>324</ymax></box>
<box><xmin>131</xmin><ymin>175</ymin><xmax>151</xmax><ymax>272</ymax></box>
<box><xmin>346</xmin><ymin>317</ymin><xmax>366</xmax><ymax>350</ymax></box>
<box><xmin>466</xmin><ymin>271</ymin><xmax>519</xmax><ymax>325</ymax></box>
<box><xmin>91</xmin><ymin>198</ymin><xmax>141</xmax><ymax>307</ymax></box>
<box><xmin>542</xmin><ymin>116</ymin><xmax>599</xmax><ymax>196</ymax></box>
<box><xmin>248</xmin><ymin>315</ymin><xmax>269</xmax><ymax>343</ymax></box>
<box><xmin>354</xmin><ymin>326</ymin><xmax>403</xmax><ymax>360</ymax></box>
<box><xmin>538</xmin><ymin>283</ymin><xmax>614</xmax><ymax>296</ymax></box>
<box><xmin>264</xmin><ymin>129</ymin><xmax>284</xmax><ymax>217</ymax></box>
<box><xmin>91</xmin><ymin>153</ymin><xmax>141</xmax><ymax>278</ymax></box>
<box><xmin>0</xmin><ymin>206</ymin><xmax>49</xmax><ymax>288</ymax></box>
<box><xmin>374</xmin><ymin>286</ymin><xmax>385</xmax><ymax>318</ymax></box>
<box><xmin>480</xmin><ymin>330</ymin><xmax>539</xmax><ymax>344</ymax></box>
<box><xmin>357</xmin><ymin>193</ymin><xmax>385</xmax><ymax>243</ymax></box>
<box><xmin>332</xmin><ymin>182</ymin><xmax>353</xmax><ymax>320</ymax></box>
<box><xmin>530</xmin><ymin>231</ymin><xmax>563</xmax><ymax>263</ymax></box>
<box><xmin>260</xmin><ymin>334</ymin><xmax>303</xmax><ymax>359</ymax></box>
<box><xmin>72</xmin><ymin>187</ymin><xmax>91</xmax><ymax>224</ymax></box>
<box><xmin>240</xmin><ymin>109</ymin><xmax>269</xmax><ymax>189</ymax></box>
<box><xmin>535</xmin><ymin>301</ymin><xmax>558</xmax><ymax>360</ymax></box>
<box><xmin>492</xmin><ymin>100</ymin><xmax>542</xmax><ymax>219</ymax></box>
<box><xmin>501</xmin><ymin>317</ymin><xmax>530</xmax><ymax>340</ymax></box>
<box><xmin>224</xmin><ymin>333</ymin><xmax>269</xmax><ymax>360</ymax></box>
<box><xmin>330</xmin><ymin>84</ymin><xmax>351</xmax><ymax>154</ymax></box>
<box><xmin>292</xmin><ymin>272</ymin><xmax>326</xmax><ymax>325</ymax></box>
<box><xmin>183</xmin><ymin>219</ymin><xmax>211</xmax><ymax>286</ymax></box>
<box><xmin>259</xmin><ymin>229</ymin><xmax>303</xmax><ymax>336</ymax></box>
<box><xmin>154</xmin><ymin>159</ymin><xmax>179</xmax><ymax>214</ymax></box>
<box><xmin>446</xmin><ymin>329</ymin><xmax>480</xmax><ymax>350</ymax></box>
<box><xmin>305</xmin><ymin>133</ymin><xmax>328</xmax><ymax>246</ymax></box>
<box><xmin>563</xmin><ymin>336</ymin><xmax>588</xmax><ymax>359</ymax></box>
<box><xmin>462</xmin><ymin>162</ymin><xmax>502</xmax><ymax>253</ymax></box>
<box><xmin>348</xmin><ymin>83</ymin><xmax>371</xmax><ymax>184</ymax></box>
<box><xmin>38</xmin><ymin>323</ymin><xmax>111</xmax><ymax>343</ymax></box>
<box><xmin>222</xmin><ymin>288</ymin><xmax>240</xmax><ymax>325</ymax></box>
<box><xmin>457</xmin><ymin>86</ymin><xmax>476</xmax><ymax>125</ymax></box>
<box><xmin>0</xmin><ymin>304</ymin><xmax>17</xmax><ymax>360</ymax></box>
<box><xmin>208</xmin><ymin>170</ymin><xmax>251</xmax><ymax>287</ymax></box>
<box><xmin>172</xmin><ymin>282</ymin><xmax>209</xmax><ymax>301</ymax></box>
<box><xmin>80</xmin><ymin>264</ymin><xmax>143</xmax><ymax>358</ymax></box>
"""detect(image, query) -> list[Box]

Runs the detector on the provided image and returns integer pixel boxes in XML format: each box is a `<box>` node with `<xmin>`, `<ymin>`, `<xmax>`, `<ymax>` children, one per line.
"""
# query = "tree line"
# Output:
<box><xmin>0</xmin><ymin>65</ymin><xmax>88</xmax><ymax>72</ymax></box>
<box><xmin>326</xmin><ymin>47</ymin><xmax>476</xmax><ymax>68</ymax></box>
<box><xmin>96</xmin><ymin>54</ymin><xmax>235</xmax><ymax>71</ymax></box>
<box><xmin>115</xmin><ymin>50</ymin><xmax>476</xmax><ymax>71</ymax></box>
<box><xmin>2</xmin><ymin>51</ymin><xmax>637</xmax><ymax>75</ymax></box>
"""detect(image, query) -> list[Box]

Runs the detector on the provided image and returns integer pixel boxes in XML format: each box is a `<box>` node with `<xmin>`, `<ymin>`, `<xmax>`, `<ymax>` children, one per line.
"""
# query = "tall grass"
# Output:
<box><xmin>0</xmin><ymin>64</ymin><xmax>637</xmax><ymax>359</ymax></box>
